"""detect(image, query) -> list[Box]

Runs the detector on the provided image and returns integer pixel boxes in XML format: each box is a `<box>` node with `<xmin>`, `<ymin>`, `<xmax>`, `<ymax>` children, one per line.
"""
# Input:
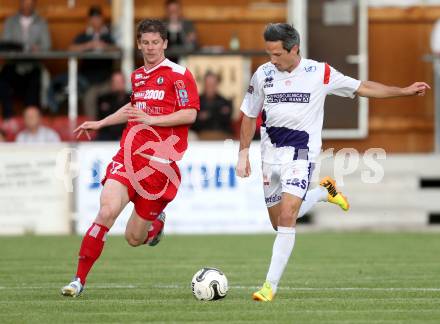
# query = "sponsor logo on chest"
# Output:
<box><xmin>133</xmin><ymin>90</ymin><xmax>165</xmax><ymax>100</ymax></box>
<box><xmin>134</xmin><ymin>80</ymin><xmax>146</xmax><ymax>87</ymax></box>
<box><xmin>134</xmin><ymin>102</ymin><xmax>165</xmax><ymax>114</ymax></box>
<box><xmin>147</xmin><ymin>106</ymin><xmax>164</xmax><ymax>114</ymax></box>
<box><xmin>266</xmin><ymin>92</ymin><xmax>311</xmax><ymax>103</ymax></box>
<box><xmin>135</xmin><ymin>101</ymin><xmax>147</xmax><ymax>109</ymax></box>
<box><xmin>135</xmin><ymin>73</ymin><xmax>150</xmax><ymax>80</ymax></box>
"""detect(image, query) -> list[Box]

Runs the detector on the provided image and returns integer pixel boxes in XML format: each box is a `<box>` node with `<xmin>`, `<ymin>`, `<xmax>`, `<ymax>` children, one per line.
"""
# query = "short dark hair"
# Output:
<box><xmin>166</xmin><ymin>0</ymin><xmax>180</xmax><ymax>7</ymax></box>
<box><xmin>136</xmin><ymin>19</ymin><xmax>167</xmax><ymax>41</ymax></box>
<box><xmin>264</xmin><ymin>23</ymin><xmax>300</xmax><ymax>53</ymax></box>
<box><xmin>204</xmin><ymin>70</ymin><xmax>220</xmax><ymax>83</ymax></box>
<box><xmin>88</xmin><ymin>5</ymin><xmax>103</xmax><ymax>17</ymax></box>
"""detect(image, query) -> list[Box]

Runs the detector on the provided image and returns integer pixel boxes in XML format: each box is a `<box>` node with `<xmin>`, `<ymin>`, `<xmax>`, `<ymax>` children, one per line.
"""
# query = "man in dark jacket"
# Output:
<box><xmin>0</xmin><ymin>0</ymin><xmax>51</xmax><ymax>119</ymax></box>
<box><xmin>192</xmin><ymin>71</ymin><xmax>233</xmax><ymax>140</ymax></box>
<box><xmin>95</xmin><ymin>71</ymin><xmax>130</xmax><ymax>141</ymax></box>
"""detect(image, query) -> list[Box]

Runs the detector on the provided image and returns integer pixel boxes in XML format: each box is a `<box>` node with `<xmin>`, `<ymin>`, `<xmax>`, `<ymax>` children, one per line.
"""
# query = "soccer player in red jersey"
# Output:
<box><xmin>61</xmin><ymin>19</ymin><xmax>200</xmax><ymax>297</ymax></box>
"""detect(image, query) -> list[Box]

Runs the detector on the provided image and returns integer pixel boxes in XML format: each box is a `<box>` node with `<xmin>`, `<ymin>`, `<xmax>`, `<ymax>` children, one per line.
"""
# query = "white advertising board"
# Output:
<box><xmin>0</xmin><ymin>144</ymin><xmax>71</xmax><ymax>234</ymax></box>
<box><xmin>76</xmin><ymin>141</ymin><xmax>271</xmax><ymax>235</ymax></box>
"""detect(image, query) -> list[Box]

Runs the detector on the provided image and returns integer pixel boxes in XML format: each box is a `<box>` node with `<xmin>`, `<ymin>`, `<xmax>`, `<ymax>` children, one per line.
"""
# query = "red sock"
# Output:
<box><xmin>143</xmin><ymin>218</ymin><xmax>164</xmax><ymax>244</ymax></box>
<box><xmin>76</xmin><ymin>223</ymin><xmax>109</xmax><ymax>285</ymax></box>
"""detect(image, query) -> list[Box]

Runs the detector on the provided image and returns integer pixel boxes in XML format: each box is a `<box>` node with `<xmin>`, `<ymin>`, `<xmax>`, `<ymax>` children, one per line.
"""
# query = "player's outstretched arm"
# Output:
<box><xmin>356</xmin><ymin>81</ymin><xmax>430</xmax><ymax>99</ymax></box>
<box><xmin>74</xmin><ymin>102</ymin><xmax>131</xmax><ymax>139</ymax></box>
<box><xmin>124</xmin><ymin>107</ymin><xmax>197</xmax><ymax>127</ymax></box>
<box><xmin>236</xmin><ymin>114</ymin><xmax>256</xmax><ymax>178</ymax></box>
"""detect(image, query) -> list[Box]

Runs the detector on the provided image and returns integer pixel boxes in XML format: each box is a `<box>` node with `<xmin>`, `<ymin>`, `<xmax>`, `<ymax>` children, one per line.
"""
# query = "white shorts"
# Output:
<box><xmin>262</xmin><ymin>160</ymin><xmax>315</xmax><ymax>207</ymax></box>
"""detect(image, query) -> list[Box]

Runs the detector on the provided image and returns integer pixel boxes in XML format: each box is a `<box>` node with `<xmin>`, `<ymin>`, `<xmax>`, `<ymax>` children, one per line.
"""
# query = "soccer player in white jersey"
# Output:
<box><xmin>236</xmin><ymin>23</ymin><xmax>430</xmax><ymax>302</ymax></box>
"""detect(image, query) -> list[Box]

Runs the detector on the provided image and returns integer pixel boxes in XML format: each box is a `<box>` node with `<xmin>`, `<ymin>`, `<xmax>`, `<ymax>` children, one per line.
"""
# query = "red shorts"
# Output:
<box><xmin>102</xmin><ymin>148</ymin><xmax>181</xmax><ymax>221</ymax></box>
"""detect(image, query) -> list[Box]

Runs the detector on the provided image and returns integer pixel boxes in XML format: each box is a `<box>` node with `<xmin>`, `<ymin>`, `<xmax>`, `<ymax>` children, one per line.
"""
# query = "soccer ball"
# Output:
<box><xmin>191</xmin><ymin>267</ymin><xmax>228</xmax><ymax>301</ymax></box>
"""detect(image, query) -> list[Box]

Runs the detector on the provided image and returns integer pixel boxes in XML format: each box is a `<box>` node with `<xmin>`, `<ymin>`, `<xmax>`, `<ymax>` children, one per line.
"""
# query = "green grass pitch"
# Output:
<box><xmin>0</xmin><ymin>233</ymin><xmax>439</xmax><ymax>323</ymax></box>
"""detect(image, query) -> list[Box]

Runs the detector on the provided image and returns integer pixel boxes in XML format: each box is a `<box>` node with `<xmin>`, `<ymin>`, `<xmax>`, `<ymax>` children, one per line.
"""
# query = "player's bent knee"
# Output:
<box><xmin>125</xmin><ymin>233</ymin><xmax>143</xmax><ymax>247</ymax></box>
<box><xmin>278</xmin><ymin>212</ymin><xmax>297</xmax><ymax>227</ymax></box>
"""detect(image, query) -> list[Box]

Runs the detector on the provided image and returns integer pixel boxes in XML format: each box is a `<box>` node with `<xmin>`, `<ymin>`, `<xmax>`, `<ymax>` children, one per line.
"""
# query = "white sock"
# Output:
<box><xmin>265</xmin><ymin>226</ymin><xmax>296</xmax><ymax>294</ymax></box>
<box><xmin>297</xmin><ymin>186</ymin><xmax>328</xmax><ymax>219</ymax></box>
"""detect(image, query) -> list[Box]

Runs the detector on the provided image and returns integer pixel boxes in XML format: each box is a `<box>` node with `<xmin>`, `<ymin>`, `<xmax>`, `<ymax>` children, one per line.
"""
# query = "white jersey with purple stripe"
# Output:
<box><xmin>240</xmin><ymin>58</ymin><xmax>361</xmax><ymax>163</ymax></box>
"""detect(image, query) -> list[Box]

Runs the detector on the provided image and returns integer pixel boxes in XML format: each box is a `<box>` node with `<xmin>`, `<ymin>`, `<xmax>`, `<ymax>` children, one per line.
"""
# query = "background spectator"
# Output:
<box><xmin>163</xmin><ymin>0</ymin><xmax>197</xmax><ymax>62</ymax></box>
<box><xmin>69</xmin><ymin>5</ymin><xmax>116</xmax><ymax>85</ymax></box>
<box><xmin>95</xmin><ymin>71</ymin><xmax>130</xmax><ymax>141</ymax></box>
<box><xmin>15</xmin><ymin>106</ymin><xmax>60</xmax><ymax>143</ymax></box>
<box><xmin>48</xmin><ymin>5</ymin><xmax>117</xmax><ymax>117</ymax></box>
<box><xmin>192</xmin><ymin>71</ymin><xmax>233</xmax><ymax>140</ymax></box>
<box><xmin>0</xmin><ymin>0</ymin><xmax>51</xmax><ymax>120</ymax></box>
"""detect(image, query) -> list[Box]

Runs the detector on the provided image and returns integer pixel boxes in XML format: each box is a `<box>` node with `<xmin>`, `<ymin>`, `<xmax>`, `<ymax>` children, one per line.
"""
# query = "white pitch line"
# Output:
<box><xmin>280</xmin><ymin>287</ymin><xmax>440</xmax><ymax>292</ymax></box>
<box><xmin>0</xmin><ymin>285</ymin><xmax>439</xmax><ymax>292</ymax></box>
<box><xmin>0</xmin><ymin>285</ymin><xmax>138</xmax><ymax>290</ymax></box>
<box><xmin>153</xmin><ymin>285</ymin><xmax>440</xmax><ymax>292</ymax></box>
